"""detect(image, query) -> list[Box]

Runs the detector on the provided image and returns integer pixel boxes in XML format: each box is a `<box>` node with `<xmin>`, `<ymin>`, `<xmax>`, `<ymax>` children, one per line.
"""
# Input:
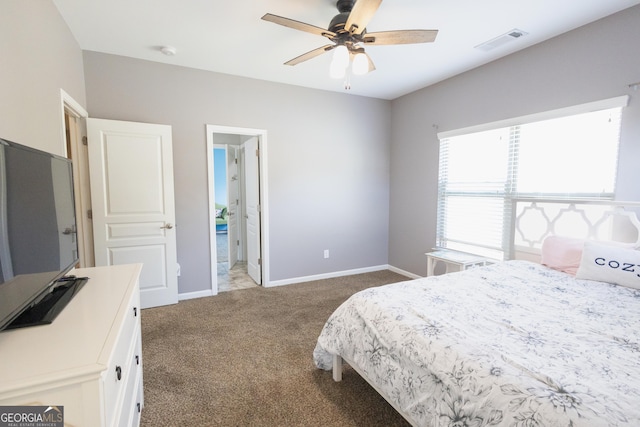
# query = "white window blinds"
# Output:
<box><xmin>436</xmin><ymin>100</ymin><xmax>624</xmax><ymax>260</ymax></box>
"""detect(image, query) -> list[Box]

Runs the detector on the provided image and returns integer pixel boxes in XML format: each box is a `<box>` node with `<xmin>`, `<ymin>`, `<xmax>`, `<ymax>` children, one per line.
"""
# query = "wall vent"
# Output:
<box><xmin>474</xmin><ymin>29</ymin><xmax>528</xmax><ymax>52</ymax></box>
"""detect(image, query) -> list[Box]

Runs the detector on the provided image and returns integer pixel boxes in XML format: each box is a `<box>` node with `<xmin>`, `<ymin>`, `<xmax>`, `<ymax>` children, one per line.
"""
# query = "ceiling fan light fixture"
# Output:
<box><xmin>331</xmin><ymin>45</ymin><xmax>349</xmax><ymax>69</ymax></box>
<box><xmin>352</xmin><ymin>52</ymin><xmax>369</xmax><ymax>75</ymax></box>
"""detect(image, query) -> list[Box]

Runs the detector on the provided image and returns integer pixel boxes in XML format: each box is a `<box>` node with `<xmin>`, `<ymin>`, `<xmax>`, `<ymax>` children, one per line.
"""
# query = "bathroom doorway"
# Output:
<box><xmin>206</xmin><ymin>125</ymin><xmax>268</xmax><ymax>295</ymax></box>
<box><xmin>212</xmin><ymin>143</ymin><xmax>251</xmax><ymax>292</ymax></box>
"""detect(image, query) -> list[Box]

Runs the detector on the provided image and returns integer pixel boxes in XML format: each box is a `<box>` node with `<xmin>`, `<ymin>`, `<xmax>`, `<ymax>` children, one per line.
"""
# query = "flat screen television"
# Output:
<box><xmin>0</xmin><ymin>138</ymin><xmax>86</xmax><ymax>332</ymax></box>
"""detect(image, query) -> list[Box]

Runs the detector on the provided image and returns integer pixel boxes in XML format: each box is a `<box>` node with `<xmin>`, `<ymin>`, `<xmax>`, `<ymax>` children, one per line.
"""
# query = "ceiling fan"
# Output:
<box><xmin>262</xmin><ymin>0</ymin><xmax>438</xmax><ymax>79</ymax></box>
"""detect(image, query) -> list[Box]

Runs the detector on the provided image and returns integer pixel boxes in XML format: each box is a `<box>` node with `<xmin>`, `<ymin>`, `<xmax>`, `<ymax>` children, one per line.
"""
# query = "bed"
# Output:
<box><xmin>313</xmin><ymin>199</ymin><xmax>640</xmax><ymax>426</ymax></box>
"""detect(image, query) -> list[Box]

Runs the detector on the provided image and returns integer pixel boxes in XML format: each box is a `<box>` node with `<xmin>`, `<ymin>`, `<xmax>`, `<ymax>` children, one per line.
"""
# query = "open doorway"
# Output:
<box><xmin>206</xmin><ymin>125</ymin><xmax>268</xmax><ymax>295</ymax></box>
<box><xmin>212</xmin><ymin>143</ymin><xmax>251</xmax><ymax>292</ymax></box>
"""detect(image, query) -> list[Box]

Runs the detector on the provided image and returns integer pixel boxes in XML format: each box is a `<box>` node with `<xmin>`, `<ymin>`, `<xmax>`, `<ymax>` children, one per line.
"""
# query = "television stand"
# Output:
<box><xmin>0</xmin><ymin>264</ymin><xmax>143</xmax><ymax>426</ymax></box>
<box><xmin>4</xmin><ymin>276</ymin><xmax>88</xmax><ymax>330</ymax></box>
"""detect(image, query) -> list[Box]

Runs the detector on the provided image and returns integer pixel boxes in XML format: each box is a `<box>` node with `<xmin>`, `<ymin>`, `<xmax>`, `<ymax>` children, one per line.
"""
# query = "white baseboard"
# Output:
<box><xmin>388</xmin><ymin>265</ymin><xmax>422</xmax><ymax>280</ymax></box>
<box><xmin>178</xmin><ymin>265</ymin><xmax>420</xmax><ymax>300</ymax></box>
<box><xmin>266</xmin><ymin>264</ymin><xmax>415</xmax><ymax>288</ymax></box>
<box><xmin>178</xmin><ymin>289</ymin><xmax>214</xmax><ymax>301</ymax></box>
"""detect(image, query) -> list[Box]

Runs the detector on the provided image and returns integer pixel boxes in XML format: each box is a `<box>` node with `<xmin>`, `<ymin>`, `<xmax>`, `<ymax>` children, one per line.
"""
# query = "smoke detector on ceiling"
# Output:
<box><xmin>160</xmin><ymin>46</ymin><xmax>177</xmax><ymax>56</ymax></box>
<box><xmin>475</xmin><ymin>29</ymin><xmax>528</xmax><ymax>52</ymax></box>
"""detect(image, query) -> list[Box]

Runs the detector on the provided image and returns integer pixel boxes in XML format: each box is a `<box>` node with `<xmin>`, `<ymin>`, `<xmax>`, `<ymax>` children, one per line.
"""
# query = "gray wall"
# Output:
<box><xmin>82</xmin><ymin>53</ymin><xmax>391</xmax><ymax>293</ymax></box>
<box><xmin>0</xmin><ymin>0</ymin><xmax>86</xmax><ymax>156</ymax></box>
<box><xmin>4</xmin><ymin>1</ymin><xmax>639</xmax><ymax>292</ymax></box>
<box><xmin>389</xmin><ymin>5</ymin><xmax>640</xmax><ymax>276</ymax></box>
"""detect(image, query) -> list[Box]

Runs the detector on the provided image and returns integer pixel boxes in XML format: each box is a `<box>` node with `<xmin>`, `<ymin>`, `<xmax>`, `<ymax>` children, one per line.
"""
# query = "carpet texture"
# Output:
<box><xmin>140</xmin><ymin>270</ymin><xmax>413</xmax><ymax>426</ymax></box>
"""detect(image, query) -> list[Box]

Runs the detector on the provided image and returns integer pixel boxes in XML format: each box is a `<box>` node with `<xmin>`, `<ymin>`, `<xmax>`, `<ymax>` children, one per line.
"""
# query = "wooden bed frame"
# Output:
<box><xmin>328</xmin><ymin>197</ymin><xmax>640</xmax><ymax>427</ymax></box>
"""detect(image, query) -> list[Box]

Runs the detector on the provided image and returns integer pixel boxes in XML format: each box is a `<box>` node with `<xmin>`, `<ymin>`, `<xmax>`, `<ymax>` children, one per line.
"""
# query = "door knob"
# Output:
<box><xmin>161</xmin><ymin>223</ymin><xmax>174</xmax><ymax>229</ymax></box>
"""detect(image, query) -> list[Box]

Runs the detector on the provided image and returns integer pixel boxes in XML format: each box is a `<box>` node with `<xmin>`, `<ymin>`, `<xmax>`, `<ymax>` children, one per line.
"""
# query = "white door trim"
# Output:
<box><xmin>59</xmin><ymin>90</ymin><xmax>94</xmax><ymax>268</ymax></box>
<box><xmin>59</xmin><ymin>90</ymin><xmax>88</xmax><ymax>139</ymax></box>
<box><xmin>205</xmin><ymin>125</ymin><xmax>270</xmax><ymax>295</ymax></box>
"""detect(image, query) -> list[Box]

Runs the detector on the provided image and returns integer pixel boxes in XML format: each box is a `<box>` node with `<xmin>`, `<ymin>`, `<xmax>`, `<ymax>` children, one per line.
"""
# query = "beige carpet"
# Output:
<box><xmin>140</xmin><ymin>270</ymin><xmax>413</xmax><ymax>426</ymax></box>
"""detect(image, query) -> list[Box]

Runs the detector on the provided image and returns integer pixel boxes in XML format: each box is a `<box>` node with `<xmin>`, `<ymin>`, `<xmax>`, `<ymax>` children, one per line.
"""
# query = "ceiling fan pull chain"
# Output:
<box><xmin>344</xmin><ymin>75</ymin><xmax>351</xmax><ymax>90</ymax></box>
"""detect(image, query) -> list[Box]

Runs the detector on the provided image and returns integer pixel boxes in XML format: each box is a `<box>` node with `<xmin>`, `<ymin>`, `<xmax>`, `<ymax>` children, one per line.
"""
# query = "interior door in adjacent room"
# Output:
<box><xmin>87</xmin><ymin>118</ymin><xmax>179</xmax><ymax>309</ymax></box>
<box><xmin>243</xmin><ymin>136</ymin><xmax>261</xmax><ymax>285</ymax></box>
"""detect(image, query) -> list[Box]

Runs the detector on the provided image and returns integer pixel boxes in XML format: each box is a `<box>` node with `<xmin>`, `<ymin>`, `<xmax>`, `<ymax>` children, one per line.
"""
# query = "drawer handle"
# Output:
<box><xmin>135</xmin><ymin>355</ymin><xmax>140</xmax><ymax>365</ymax></box>
<box><xmin>115</xmin><ymin>365</ymin><xmax>122</xmax><ymax>381</ymax></box>
<box><xmin>133</xmin><ymin>307</ymin><xmax>138</xmax><ymax>317</ymax></box>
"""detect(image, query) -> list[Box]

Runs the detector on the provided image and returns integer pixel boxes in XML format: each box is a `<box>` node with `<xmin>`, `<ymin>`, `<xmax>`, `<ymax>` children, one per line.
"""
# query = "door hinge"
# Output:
<box><xmin>237</xmin><ymin>240</ymin><xmax>240</xmax><ymax>246</ymax></box>
<box><xmin>87</xmin><ymin>209</ymin><xmax>93</xmax><ymax>219</ymax></box>
<box><xmin>257</xmin><ymin>204</ymin><xmax>261</xmax><ymax>212</ymax></box>
<box><xmin>82</xmin><ymin>136</ymin><xmax>88</xmax><ymax>145</ymax></box>
<box><xmin>258</xmin><ymin>258</ymin><xmax>262</xmax><ymax>266</ymax></box>
<box><xmin>256</xmin><ymin>148</ymin><xmax>259</xmax><ymax>157</ymax></box>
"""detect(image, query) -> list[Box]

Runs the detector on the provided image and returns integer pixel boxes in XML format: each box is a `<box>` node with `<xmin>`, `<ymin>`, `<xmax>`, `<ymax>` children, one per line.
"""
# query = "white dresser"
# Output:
<box><xmin>0</xmin><ymin>263</ymin><xmax>144</xmax><ymax>427</ymax></box>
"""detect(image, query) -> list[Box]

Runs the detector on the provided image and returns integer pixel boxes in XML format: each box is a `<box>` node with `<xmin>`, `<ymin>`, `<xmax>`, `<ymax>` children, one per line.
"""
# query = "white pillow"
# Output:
<box><xmin>576</xmin><ymin>241</ymin><xmax>640</xmax><ymax>289</ymax></box>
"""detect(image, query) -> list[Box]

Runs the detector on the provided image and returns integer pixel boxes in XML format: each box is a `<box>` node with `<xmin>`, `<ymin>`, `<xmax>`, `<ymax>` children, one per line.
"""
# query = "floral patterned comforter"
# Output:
<box><xmin>313</xmin><ymin>261</ymin><xmax>640</xmax><ymax>426</ymax></box>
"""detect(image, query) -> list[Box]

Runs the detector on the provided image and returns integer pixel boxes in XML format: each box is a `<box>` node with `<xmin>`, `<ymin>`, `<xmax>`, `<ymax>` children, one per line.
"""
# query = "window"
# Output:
<box><xmin>436</xmin><ymin>97</ymin><xmax>626</xmax><ymax>260</ymax></box>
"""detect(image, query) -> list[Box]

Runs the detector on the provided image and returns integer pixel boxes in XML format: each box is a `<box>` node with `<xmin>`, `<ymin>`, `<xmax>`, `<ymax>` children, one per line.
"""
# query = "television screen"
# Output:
<box><xmin>0</xmin><ymin>138</ymin><xmax>80</xmax><ymax>330</ymax></box>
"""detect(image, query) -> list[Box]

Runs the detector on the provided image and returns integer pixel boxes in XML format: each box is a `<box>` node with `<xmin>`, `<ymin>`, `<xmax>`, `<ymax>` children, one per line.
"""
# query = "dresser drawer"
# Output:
<box><xmin>103</xmin><ymin>289</ymin><xmax>141</xmax><ymax>427</ymax></box>
<box><xmin>118</xmin><ymin>331</ymin><xmax>143</xmax><ymax>427</ymax></box>
<box><xmin>130</xmin><ymin>373</ymin><xmax>144</xmax><ymax>427</ymax></box>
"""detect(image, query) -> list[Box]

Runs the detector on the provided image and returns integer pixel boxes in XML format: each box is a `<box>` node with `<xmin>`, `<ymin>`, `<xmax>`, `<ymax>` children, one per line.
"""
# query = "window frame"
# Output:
<box><xmin>435</xmin><ymin>96</ymin><xmax>629</xmax><ymax>260</ymax></box>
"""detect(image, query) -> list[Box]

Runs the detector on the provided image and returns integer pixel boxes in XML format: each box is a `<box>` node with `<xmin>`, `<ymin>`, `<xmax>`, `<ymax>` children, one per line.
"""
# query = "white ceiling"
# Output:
<box><xmin>52</xmin><ymin>0</ymin><xmax>640</xmax><ymax>100</ymax></box>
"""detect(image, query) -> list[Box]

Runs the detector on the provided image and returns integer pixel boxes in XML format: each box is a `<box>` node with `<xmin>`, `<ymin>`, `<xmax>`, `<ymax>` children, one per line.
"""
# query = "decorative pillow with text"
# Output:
<box><xmin>576</xmin><ymin>241</ymin><xmax>640</xmax><ymax>289</ymax></box>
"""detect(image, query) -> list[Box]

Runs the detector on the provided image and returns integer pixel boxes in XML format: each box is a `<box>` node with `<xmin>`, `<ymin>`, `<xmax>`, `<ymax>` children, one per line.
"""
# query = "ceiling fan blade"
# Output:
<box><xmin>262</xmin><ymin>13</ymin><xmax>336</xmax><ymax>39</ymax></box>
<box><xmin>284</xmin><ymin>45</ymin><xmax>335</xmax><ymax>66</ymax></box>
<box><xmin>344</xmin><ymin>0</ymin><xmax>382</xmax><ymax>35</ymax></box>
<box><xmin>363</xmin><ymin>29</ymin><xmax>438</xmax><ymax>45</ymax></box>
<box><xmin>364</xmin><ymin>52</ymin><xmax>376</xmax><ymax>73</ymax></box>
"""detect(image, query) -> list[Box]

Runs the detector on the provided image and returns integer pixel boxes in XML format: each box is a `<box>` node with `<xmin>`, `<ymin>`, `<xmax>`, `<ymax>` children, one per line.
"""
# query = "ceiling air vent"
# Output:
<box><xmin>474</xmin><ymin>29</ymin><xmax>528</xmax><ymax>52</ymax></box>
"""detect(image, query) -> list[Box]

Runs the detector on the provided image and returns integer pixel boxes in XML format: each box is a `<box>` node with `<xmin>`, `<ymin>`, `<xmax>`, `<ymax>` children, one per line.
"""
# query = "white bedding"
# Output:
<box><xmin>313</xmin><ymin>261</ymin><xmax>640</xmax><ymax>426</ymax></box>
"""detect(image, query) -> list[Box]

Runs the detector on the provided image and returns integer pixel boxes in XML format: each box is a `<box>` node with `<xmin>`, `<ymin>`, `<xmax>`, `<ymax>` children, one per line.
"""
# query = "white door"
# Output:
<box><xmin>227</xmin><ymin>146</ymin><xmax>239</xmax><ymax>269</ymax></box>
<box><xmin>243</xmin><ymin>137</ymin><xmax>261</xmax><ymax>284</ymax></box>
<box><xmin>87</xmin><ymin>118</ymin><xmax>178</xmax><ymax>308</ymax></box>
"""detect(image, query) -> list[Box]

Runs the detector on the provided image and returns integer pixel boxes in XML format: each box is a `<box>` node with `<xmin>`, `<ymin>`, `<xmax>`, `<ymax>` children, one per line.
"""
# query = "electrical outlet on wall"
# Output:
<box><xmin>324</xmin><ymin>249</ymin><xmax>330</xmax><ymax>259</ymax></box>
